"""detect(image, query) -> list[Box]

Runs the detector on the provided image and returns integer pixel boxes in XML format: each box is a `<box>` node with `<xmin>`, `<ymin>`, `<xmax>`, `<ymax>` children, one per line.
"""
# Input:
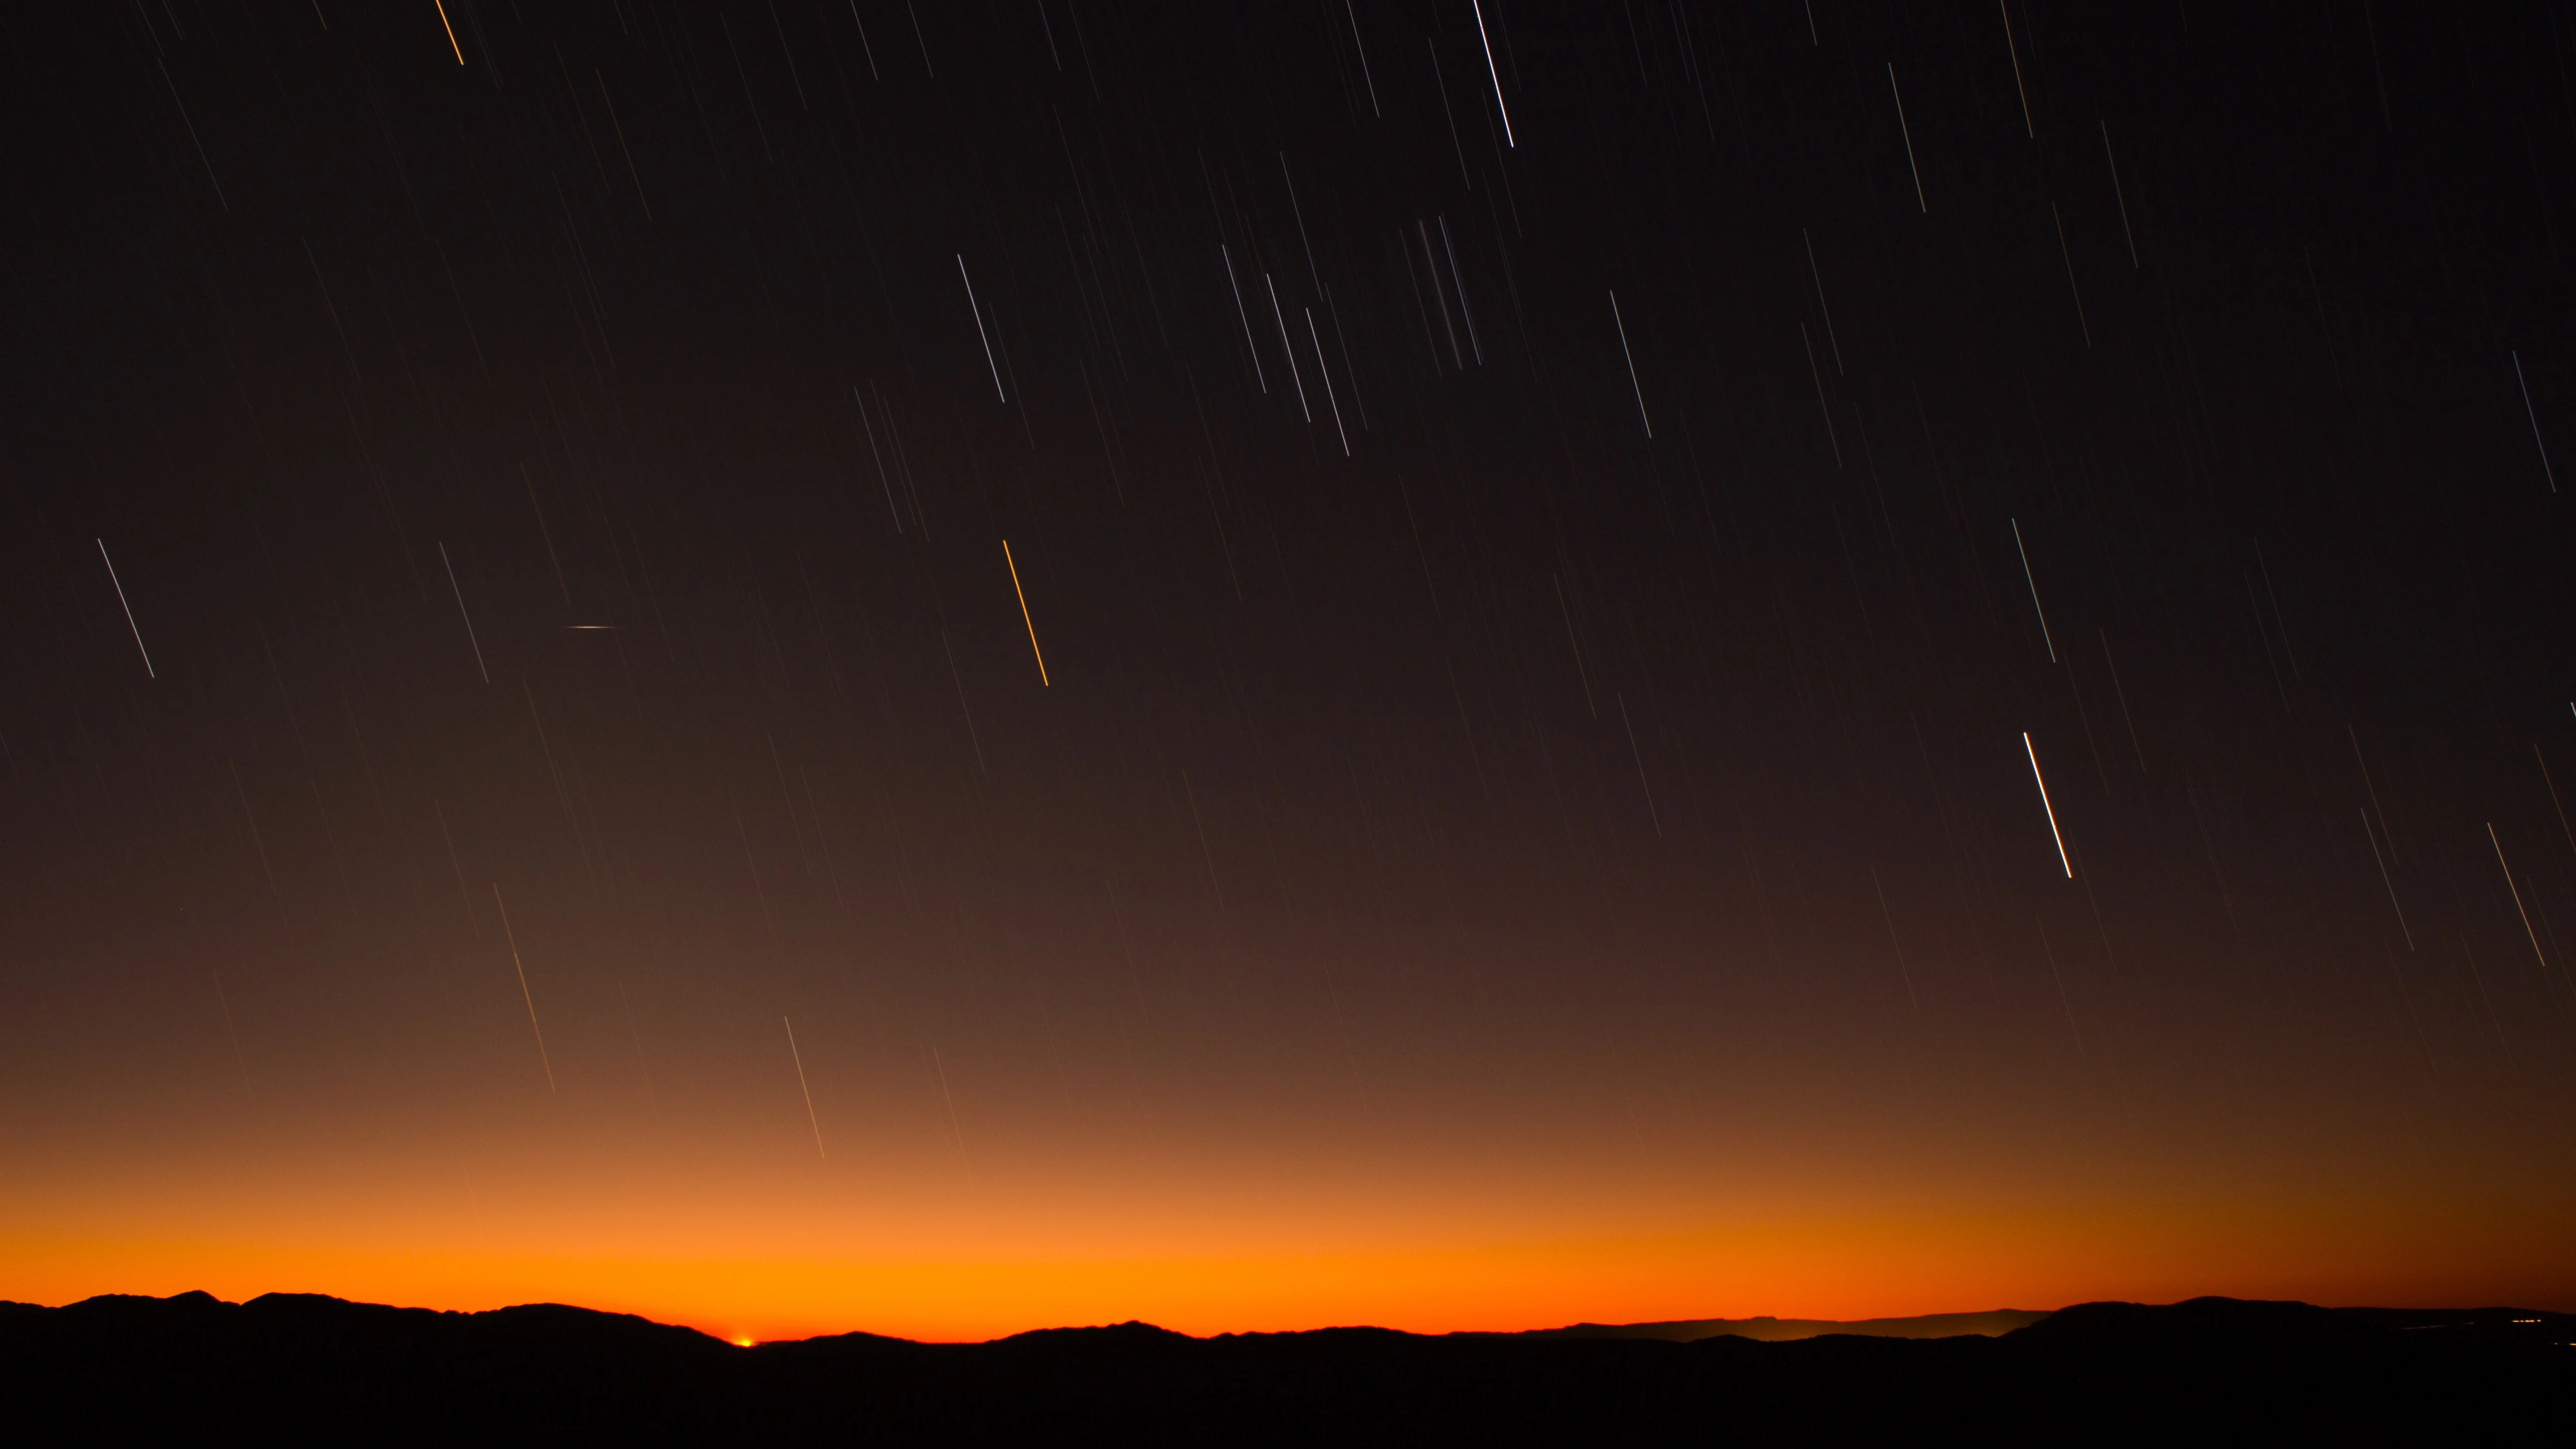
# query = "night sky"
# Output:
<box><xmin>5</xmin><ymin>0</ymin><xmax>2575</xmax><ymax>1341</ymax></box>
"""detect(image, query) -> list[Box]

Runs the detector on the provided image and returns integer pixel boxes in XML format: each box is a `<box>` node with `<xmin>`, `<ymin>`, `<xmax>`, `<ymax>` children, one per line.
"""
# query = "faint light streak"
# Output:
<box><xmin>2513</xmin><ymin>351</ymin><xmax>2557</xmax><ymax>493</ymax></box>
<box><xmin>1870</xmin><ymin>865</ymin><xmax>1918</xmax><ymax>1007</ymax></box>
<box><xmin>1003</xmin><ymin>540</ymin><xmax>1049</xmax><ymax>686</ymax></box>
<box><xmin>957</xmin><ymin>255</ymin><xmax>1005</xmax><ymax>403</ymax></box>
<box><xmin>2488</xmin><ymin>823</ymin><xmax>2570</xmax><ymax>998</ymax></box>
<box><xmin>1888</xmin><ymin>65</ymin><xmax>1926</xmax><ymax>212</ymax></box>
<box><xmin>930</xmin><ymin>1044</ymin><xmax>967</xmax><ymax>1172</ymax></box>
<box><xmin>2050</xmin><ymin>202</ymin><xmax>2091</xmax><ymax>348</ymax></box>
<box><xmin>154</xmin><ymin>55</ymin><xmax>227</xmax><ymax>211</ymax></box>
<box><xmin>2025</xmin><ymin>732</ymin><xmax>2072</xmax><ymax>878</ymax></box>
<box><xmin>95</xmin><ymin>539</ymin><xmax>154</xmax><ymax>678</ymax></box>
<box><xmin>438</xmin><ymin>542</ymin><xmax>489</xmax><ymax>684</ymax></box>
<box><xmin>2103</xmin><ymin>122</ymin><xmax>2139</xmax><ymax>267</ymax></box>
<box><xmin>940</xmin><ymin>631</ymin><xmax>988</xmax><ymax>775</ymax></box>
<box><xmin>1799</xmin><ymin>322</ymin><xmax>1840</xmax><ymax>467</ymax></box>
<box><xmin>1617</xmin><ymin>692</ymin><xmax>1661</xmax><ymax>837</ymax></box>
<box><xmin>847</xmin><ymin>1</ymin><xmax>880</xmax><ymax>81</ymax></box>
<box><xmin>2537</xmin><ymin>743</ymin><xmax>2576</xmax><ymax>859</ymax></box>
<box><xmin>2348</xmin><ymin>725</ymin><xmax>2395</xmax><ymax>861</ymax></box>
<box><xmin>785</xmin><ymin>1017</ymin><xmax>825</xmax><ymax>1159</ymax></box>
<box><xmin>1419</xmin><ymin>220</ymin><xmax>1463</xmax><ymax>368</ymax></box>
<box><xmin>2361</xmin><ymin>809</ymin><xmax>2413</xmax><ymax>952</ymax></box>
<box><xmin>2010</xmin><ymin>518</ymin><xmax>2056</xmax><ymax>662</ymax></box>
<box><xmin>1470</xmin><ymin>0</ymin><xmax>1515</xmax><ymax>147</ymax></box>
<box><xmin>1345</xmin><ymin>0</ymin><xmax>1379</xmax><ymax>117</ymax></box>
<box><xmin>1426</xmin><ymin>41</ymin><xmax>1471</xmax><ymax>191</ymax></box>
<box><xmin>1220</xmin><ymin>245</ymin><xmax>1268</xmax><ymax>394</ymax></box>
<box><xmin>595</xmin><ymin>72</ymin><xmax>649</xmax><ymax>219</ymax></box>
<box><xmin>2000</xmin><ymin>0</ymin><xmax>2033</xmax><ymax>138</ymax></box>
<box><xmin>1264</xmin><ymin>273</ymin><xmax>1312</xmax><ymax>421</ymax></box>
<box><xmin>491</xmin><ymin>884</ymin><xmax>556</xmax><ymax>1093</ymax></box>
<box><xmin>1609</xmin><ymin>291</ymin><xmax>1650</xmax><ymax>437</ymax></box>
<box><xmin>1553</xmin><ymin>574</ymin><xmax>1595</xmax><ymax>718</ymax></box>
<box><xmin>1304</xmin><ymin>309</ymin><xmax>1351</xmax><ymax>456</ymax></box>
<box><xmin>1802</xmin><ymin>229</ymin><xmax>1843</xmax><ymax>375</ymax></box>
<box><xmin>433</xmin><ymin>0</ymin><xmax>464</xmax><ymax>65</ymax></box>
<box><xmin>1437</xmin><ymin>217</ymin><xmax>1481</xmax><ymax>365</ymax></box>
<box><xmin>905</xmin><ymin>0</ymin><xmax>933</xmax><ymax>78</ymax></box>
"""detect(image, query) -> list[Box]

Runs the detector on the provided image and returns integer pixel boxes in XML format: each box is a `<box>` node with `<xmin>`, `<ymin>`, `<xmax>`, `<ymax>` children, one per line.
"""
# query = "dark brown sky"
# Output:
<box><xmin>2</xmin><ymin>0</ymin><xmax>2572</xmax><ymax>1338</ymax></box>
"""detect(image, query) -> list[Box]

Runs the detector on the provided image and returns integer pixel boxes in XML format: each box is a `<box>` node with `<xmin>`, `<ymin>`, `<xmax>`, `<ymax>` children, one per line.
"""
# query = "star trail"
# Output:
<box><xmin>1</xmin><ymin>1</ymin><xmax>2572</xmax><ymax>1340</ymax></box>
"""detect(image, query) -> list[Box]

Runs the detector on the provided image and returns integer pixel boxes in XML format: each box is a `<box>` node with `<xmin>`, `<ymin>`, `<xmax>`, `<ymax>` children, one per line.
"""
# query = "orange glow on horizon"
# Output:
<box><xmin>10</xmin><ymin>1187</ymin><xmax>2573</xmax><ymax>1343</ymax></box>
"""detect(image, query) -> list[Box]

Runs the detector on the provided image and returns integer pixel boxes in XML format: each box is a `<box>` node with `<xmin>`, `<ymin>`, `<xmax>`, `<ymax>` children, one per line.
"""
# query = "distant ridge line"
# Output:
<box><xmin>1516</xmin><ymin>1308</ymin><xmax>2055</xmax><ymax>1342</ymax></box>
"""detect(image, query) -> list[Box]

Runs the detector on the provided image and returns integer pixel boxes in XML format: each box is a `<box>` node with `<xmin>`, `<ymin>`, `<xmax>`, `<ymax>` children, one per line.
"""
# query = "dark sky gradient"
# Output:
<box><xmin>3</xmin><ymin>1</ymin><xmax>2573</xmax><ymax>1339</ymax></box>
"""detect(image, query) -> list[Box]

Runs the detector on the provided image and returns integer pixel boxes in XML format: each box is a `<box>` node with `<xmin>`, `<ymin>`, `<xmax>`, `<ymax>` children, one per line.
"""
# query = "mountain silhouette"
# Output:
<box><xmin>3</xmin><ymin>1291</ymin><xmax>2566</xmax><ymax>1442</ymax></box>
<box><xmin>1520</xmin><ymin>1306</ymin><xmax>2053</xmax><ymax>1340</ymax></box>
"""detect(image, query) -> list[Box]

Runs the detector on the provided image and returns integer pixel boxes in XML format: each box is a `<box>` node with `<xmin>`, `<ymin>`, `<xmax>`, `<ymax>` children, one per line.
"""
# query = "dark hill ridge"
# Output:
<box><xmin>2</xmin><ymin>1292</ymin><xmax>2568</xmax><ymax>1442</ymax></box>
<box><xmin>1520</xmin><ymin>1306</ymin><xmax>2054</xmax><ymax>1340</ymax></box>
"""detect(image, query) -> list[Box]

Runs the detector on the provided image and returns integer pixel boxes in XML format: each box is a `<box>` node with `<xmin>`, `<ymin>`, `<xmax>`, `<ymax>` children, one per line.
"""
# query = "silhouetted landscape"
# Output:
<box><xmin>4</xmin><ymin>1290</ymin><xmax>2567</xmax><ymax>1441</ymax></box>
<box><xmin>1522</xmin><ymin>1306</ymin><xmax>2052</xmax><ymax>1340</ymax></box>
<box><xmin>8</xmin><ymin>8</ymin><xmax>2576</xmax><ymax>1438</ymax></box>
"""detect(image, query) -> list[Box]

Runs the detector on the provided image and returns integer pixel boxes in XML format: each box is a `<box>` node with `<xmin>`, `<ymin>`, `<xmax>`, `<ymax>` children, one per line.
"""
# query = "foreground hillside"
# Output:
<box><xmin>2</xmin><ymin>1291</ymin><xmax>2567</xmax><ymax>1442</ymax></box>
